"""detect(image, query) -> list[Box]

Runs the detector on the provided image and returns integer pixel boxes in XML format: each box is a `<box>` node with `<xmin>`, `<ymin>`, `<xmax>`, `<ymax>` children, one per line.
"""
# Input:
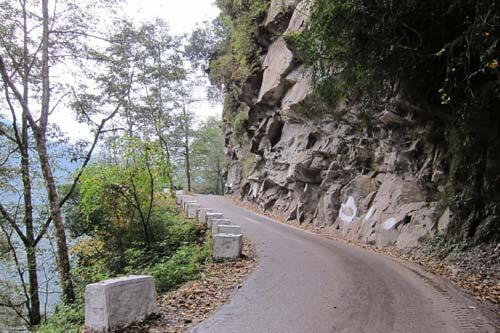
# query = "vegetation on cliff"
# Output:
<box><xmin>187</xmin><ymin>0</ymin><xmax>269</xmax><ymax>134</ymax></box>
<box><xmin>208</xmin><ymin>0</ymin><xmax>269</xmax><ymax>88</ymax></box>
<box><xmin>291</xmin><ymin>0</ymin><xmax>499</xmax><ymax>243</ymax></box>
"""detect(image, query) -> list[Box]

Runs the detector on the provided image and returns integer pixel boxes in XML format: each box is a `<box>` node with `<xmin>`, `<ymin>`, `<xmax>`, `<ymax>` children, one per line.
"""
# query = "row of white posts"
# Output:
<box><xmin>177</xmin><ymin>190</ymin><xmax>244</xmax><ymax>261</ymax></box>
<box><xmin>84</xmin><ymin>191</ymin><xmax>244</xmax><ymax>332</ymax></box>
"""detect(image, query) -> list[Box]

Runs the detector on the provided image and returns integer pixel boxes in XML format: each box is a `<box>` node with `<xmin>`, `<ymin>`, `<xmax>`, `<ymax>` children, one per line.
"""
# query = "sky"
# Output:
<box><xmin>124</xmin><ymin>0</ymin><xmax>220</xmax><ymax>35</ymax></box>
<box><xmin>52</xmin><ymin>0</ymin><xmax>221</xmax><ymax>140</ymax></box>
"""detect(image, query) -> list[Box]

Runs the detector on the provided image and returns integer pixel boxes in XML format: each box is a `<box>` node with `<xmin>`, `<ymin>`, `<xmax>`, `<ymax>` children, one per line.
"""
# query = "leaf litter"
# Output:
<box><xmin>125</xmin><ymin>240</ymin><xmax>257</xmax><ymax>332</ymax></box>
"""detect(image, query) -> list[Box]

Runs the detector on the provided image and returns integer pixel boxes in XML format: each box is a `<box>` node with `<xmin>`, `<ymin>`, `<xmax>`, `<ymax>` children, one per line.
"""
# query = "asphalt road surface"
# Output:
<box><xmin>189</xmin><ymin>195</ymin><xmax>499</xmax><ymax>333</ymax></box>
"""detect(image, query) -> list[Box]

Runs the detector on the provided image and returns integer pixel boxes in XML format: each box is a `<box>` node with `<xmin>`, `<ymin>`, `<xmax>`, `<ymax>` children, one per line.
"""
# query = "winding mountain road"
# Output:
<box><xmin>190</xmin><ymin>195</ymin><xmax>498</xmax><ymax>333</ymax></box>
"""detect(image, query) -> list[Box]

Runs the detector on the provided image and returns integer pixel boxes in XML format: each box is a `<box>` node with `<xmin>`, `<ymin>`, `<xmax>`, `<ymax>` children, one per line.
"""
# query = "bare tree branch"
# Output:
<box><xmin>34</xmin><ymin>102</ymin><xmax>122</xmax><ymax>245</ymax></box>
<box><xmin>0</xmin><ymin>147</ymin><xmax>19</xmax><ymax>168</ymax></box>
<box><xmin>0</xmin><ymin>126</ymin><xmax>18</xmax><ymax>144</ymax></box>
<box><xmin>48</xmin><ymin>91</ymin><xmax>70</xmax><ymax>116</ymax></box>
<box><xmin>0</xmin><ymin>221</ymin><xmax>32</xmax><ymax>321</ymax></box>
<box><xmin>0</xmin><ymin>56</ymin><xmax>38</xmax><ymax>131</ymax></box>
<box><xmin>0</xmin><ymin>201</ymin><xmax>28</xmax><ymax>245</ymax></box>
<box><xmin>50</xmin><ymin>29</ymin><xmax>112</xmax><ymax>43</ymax></box>
<box><xmin>3</xmin><ymin>82</ymin><xmax>22</xmax><ymax>145</ymax></box>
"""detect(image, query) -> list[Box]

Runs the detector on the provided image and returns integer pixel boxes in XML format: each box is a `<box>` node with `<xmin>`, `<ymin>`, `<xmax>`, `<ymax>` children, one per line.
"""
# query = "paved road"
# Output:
<box><xmin>190</xmin><ymin>195</ymin><xmax>499</xmax><ymax>333</ymax></box>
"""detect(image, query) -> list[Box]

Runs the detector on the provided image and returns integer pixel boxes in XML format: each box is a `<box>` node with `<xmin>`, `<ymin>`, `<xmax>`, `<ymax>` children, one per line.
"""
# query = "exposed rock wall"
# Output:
<box><xmin>223</xmin><ymin>0</ymin><xmax>461</xmax><ymax>250</ymax></box>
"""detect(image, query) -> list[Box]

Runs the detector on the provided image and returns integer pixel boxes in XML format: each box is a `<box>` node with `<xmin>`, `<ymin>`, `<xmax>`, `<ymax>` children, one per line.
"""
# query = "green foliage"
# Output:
<box><xmin>190</xmin><ymin>117</ymin><xmax>226</xmax><ymax>194</ymax></box>
<box><xmin>51</xmin><ymin>190</ymin><xmax>211</xmax><ymax>332</ymax></box>
<box><xmin>37</xmin><ymin>303</ymin><xmax>84</xmax><ymax>333</ymax></box>
<box><xmin>298</xmin><ymin>0</ymin><xmax>499</xmax><ymax>105</ymax></box>
<box><xmin>77</xmin><ymin>138</ymin><xmax>170</xmax><ymax>249</ymax></box>
<box><xmin>209</xmin><ymin>0</ymin><xmax>270</xmax><ymax>88</ymax></box>
<box><xmin>241</xmin><ymin>154</ymin><xmax>256</xmax><ymax>179</ymax></box>
<box><xmin>423</xmin><ymin>234</ymin><xmax>467</xmax><ymax>260</ymax></box>
<box><xmin>147</xmin><ymin>244</ymin><xmax>210</xmax><ymax>292</ymax></box>
<box><xmin>232</xmin><ymin>107</ymin><xmax>249</xmax><ymax>135</ymax></box>
<box><xmin>64</xmin><ymin>135</ymin><xmax>213</xmax><ymax>299</ymax></box>
<box><xmin>221</xmin><ymin>87</ymin><xmax>241</xmax><ymax>124</ymax></box>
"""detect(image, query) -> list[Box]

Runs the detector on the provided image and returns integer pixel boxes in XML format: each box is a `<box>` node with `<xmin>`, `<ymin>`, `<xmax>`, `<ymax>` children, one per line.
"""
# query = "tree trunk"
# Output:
<box><xmin>21</xmin><ymin>122</ymin><xmax>41</xmax><ymax>326</ymax></box>
<box><xmin>157</xmin><ymin>132</ymin><xmax>175</xmax><ymax>192</ymax></box>
<box><xmin>184</xmin><ymin>135</ymin><xmax>191</xmax><ymax>192</ymax></box>
<box><xmin>25</xmin><ymin>244</ymin><xmax>40</xmax><ymax>326</ymax></box>
<box><xmin>183</xmin><ymin>106</ymin><xmax>191</xmax><ymax>192</ymax></box>
<box><xmin>20</xmin><ymin>0</ymin><xmax>41</xmax><ymax>324</ymax></box>
<box><xmin>19</xmin><ymin>124</ymin><xmax>41</xmax><ymax>326</ymax></box>
<box><xmin>38</xmin><ymin>0</ymin><xmax>75</xmax><ymax>304</ymax></box>
<box><xmin>35</xmin><ymin>134</ymin><xmax>75</xmax><ymax>303</ymax></box>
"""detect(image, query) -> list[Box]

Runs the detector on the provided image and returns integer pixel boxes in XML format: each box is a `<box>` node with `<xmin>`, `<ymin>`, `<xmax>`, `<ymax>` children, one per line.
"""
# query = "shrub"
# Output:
<box><xmin>233</xmin><ymin>107</ymin><xmax>249</xmax><ymax>135</ymax></box>
<box><xmin>148</xmin><ymin>245</ymin><xmax>209</xmax><ymax>292</ymax></box>
<box><xmin>37</xmin><ymin>303</ymin><xmax>84</xmax><ymax>333</ymax></box>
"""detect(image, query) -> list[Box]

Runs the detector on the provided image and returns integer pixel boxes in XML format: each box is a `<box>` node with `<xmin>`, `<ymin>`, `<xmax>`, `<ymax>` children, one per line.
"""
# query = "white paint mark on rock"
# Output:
<box><xmin>383</xmin><ymin>217</ymin><xmax>398</xmax><ymax>230</ymax></box>
<box><xmin>363</xmin><ymin>206</ymin><xmax>375</xmax><ymax>222</ymax></box>
<box><xmin>251</xmin><ymin>182</ymin><xmax>260</xmax><ymax>198</ymax></box>
<box><xmin>339</xmin><ymin>196</ymin><xmax>358</xmax><ymax>224</ymax></box>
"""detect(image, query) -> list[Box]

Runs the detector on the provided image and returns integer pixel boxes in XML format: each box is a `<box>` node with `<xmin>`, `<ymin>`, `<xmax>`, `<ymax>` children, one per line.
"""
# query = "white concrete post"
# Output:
<box><xmin>205</xmin><ymin>213</ymin><xmax>224</xmax><ymax>227</ymax></box>
<box><xmin>197</xmin><ymin>209</ymin><xmax>212</xmax><ymax>224</ymax></box>
<box><xmin>176</xmin><ymin>194</ymin><xmax>183</xmax><ymax>205</ymax></box>
<box><xmin>216</xmin><ymin>224</ymin><xmax>242</xmax><ymax>235</ymax></box>
<box><xmin>211</xmin><ymin>218</ymin><xmax>231</xmax><ymax>235</ymax></box>
<box><xmin>183</xmin><ymin>200</ymin><xmax>197</xmax><ymax>213</ymax></box>
<box><xmin>180</xmin><ymin>196</ymin><xmax>194</xmax><ymax>208</ymax></box>
<box><xmin>85</xmin><ymin>275</ymin><xmax>158</xmax><ymax>332</ymax></box>
<box><xmin>213</xmin><ymin>234</ymin><xmax>243</xmax><ymax>261</ymax></box>
<box><xmin>186</xmin><ymin>203</ymin><xmax>201</xmax><ymax>219</ymax></box>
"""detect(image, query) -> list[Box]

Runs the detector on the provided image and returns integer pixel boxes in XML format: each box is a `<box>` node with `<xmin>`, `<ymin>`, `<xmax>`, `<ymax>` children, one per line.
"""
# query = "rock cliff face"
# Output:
<box><xmin>223</xmin><ymin>1</ymin><xmax>479</xmax><ymax>249</ymax></box>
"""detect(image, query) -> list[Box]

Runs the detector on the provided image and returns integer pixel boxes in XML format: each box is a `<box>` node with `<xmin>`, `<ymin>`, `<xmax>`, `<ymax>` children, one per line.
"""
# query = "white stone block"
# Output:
<box><xmin>186</xmin><ymin>203</ymin><xmax>201</xmax><ymax>219</ymax></box>
<box><xmin>85</xmin><ymin>275</ymin><xmax>158</xmax><ymax>332</ymax></box>
<box><xmin>197</xmin><ymin>209</ymin><xmax>212</xmax><ymax>224</ymax></box>
<box><xmin>183</xmin><ymin>200</ymin><xmax>197</xmax><ymax>213</ymax></box>
<box><xmin>176</xmin><ymin>195</ymin><xmax>183</xmax><ymax>205</ymax></box>
<box><xmin>180</xmin><ymin>196</ymin><xmax>194</xmax><ymax>208</ymax></box>
<box><xmin>211</xmin><ymin>218</ymin><xmax>231</xmax><ymax>235</ymax></box>
<box><xmin>205</xmin><ymin>213</ymin><xmax>223</xmax><ymax>227</ymax></box>
<box><xmin>213</xmin><ymin>234</ymin><xmax>243</xmax><ymax>261</ymax></box>
<box><xmin>216</xmin><ymin>224</ymin><xmax>242</xmax><ymax>235</ymax></box>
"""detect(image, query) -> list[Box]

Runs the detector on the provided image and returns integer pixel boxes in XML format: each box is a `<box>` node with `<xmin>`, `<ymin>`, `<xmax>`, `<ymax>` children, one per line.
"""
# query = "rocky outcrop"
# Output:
<box><xmin>258</xmin><ymin>37</ymin><xmax>295</xmax><ymax>105</ymax></box>
<box><xmin>264</xmin><ymin>0</ymin><xmax>302</xmax><ymax>34</ymax></box>
<box><xmin>223</xmin><ymin>1</ymin><xmax>455</xmax><ymax>250</ymax></box>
